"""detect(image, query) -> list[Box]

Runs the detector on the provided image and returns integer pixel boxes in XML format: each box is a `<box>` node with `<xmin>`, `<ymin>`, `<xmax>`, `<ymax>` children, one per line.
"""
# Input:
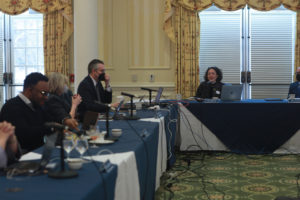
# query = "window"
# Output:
<box><xmin>199</xmin><ymin>5</ymin><xmax>296</xmax><ymax>99</ymax></box>
<box><xmin>0</xmin><ymin>9</ymin><xmax>44</xmax><ymax>106</ymax></box>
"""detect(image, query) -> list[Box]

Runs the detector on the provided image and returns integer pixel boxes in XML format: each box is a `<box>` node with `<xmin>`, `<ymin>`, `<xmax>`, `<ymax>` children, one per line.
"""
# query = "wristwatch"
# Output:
<box><xmin>108</xmin><ymin>104</ymin><xmax>115</xmax><ymax>111</ymax></box>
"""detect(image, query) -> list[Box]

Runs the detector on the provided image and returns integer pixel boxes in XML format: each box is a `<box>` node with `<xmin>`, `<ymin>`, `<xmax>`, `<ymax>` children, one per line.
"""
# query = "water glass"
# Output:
<box><xmin>63</xmin><ymin>139</ymin><xmax>75</xmax><ymax>159</ymax></box>
<box><xmin>75</xmin><ymin>138</ymin><xmax>89</xmax><ymax>158</ymax></box>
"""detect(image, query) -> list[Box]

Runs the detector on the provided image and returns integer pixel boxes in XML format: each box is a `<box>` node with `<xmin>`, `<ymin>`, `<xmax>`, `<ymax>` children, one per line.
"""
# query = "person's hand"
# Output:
<box><xmin>0</xmin><ymin>121</ymin><xmax>15</xmax><ymax>150</ymax></box>
<box><xmin>110</xmin><ymin>102</ymin><xmax>119</xmax><ymax>108</ymax></box>
<box><xmin>64</xmin><ymin>118</ymin><xmax>79</xmax><ymax>131</ymax></box>
<box><xmin>104</xmin><ymin>73</ymin><xmax>110</xmax><ymax>86</ymax></box>
<box><xmin>72</xmin><ymin>94</ymin><xmax>82</xmax><ymax>107</ymax></box>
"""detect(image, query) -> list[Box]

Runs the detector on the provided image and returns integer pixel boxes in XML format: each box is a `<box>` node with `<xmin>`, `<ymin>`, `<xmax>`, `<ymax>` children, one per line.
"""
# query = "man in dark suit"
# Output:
<box><xmin>0</xmin><ymin>72</ymin><xmax>51</xmax><ymax>153</ymax></box>
<box><xmin>77</xmin><ymin>59</ymin><xmax>119</xmax><ymax>121</ymax></box>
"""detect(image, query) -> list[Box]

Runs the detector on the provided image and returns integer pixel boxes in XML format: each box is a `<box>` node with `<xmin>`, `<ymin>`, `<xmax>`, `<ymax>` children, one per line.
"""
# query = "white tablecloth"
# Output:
<box><xmin>140</xmin><ymin>117</ymin><xmax>167</xmax><ymax>190</ymax></box>
<box><xmin>85</xmin><ymin>151</ymin><xmax>140</xmax><ymax>200</ymax></box>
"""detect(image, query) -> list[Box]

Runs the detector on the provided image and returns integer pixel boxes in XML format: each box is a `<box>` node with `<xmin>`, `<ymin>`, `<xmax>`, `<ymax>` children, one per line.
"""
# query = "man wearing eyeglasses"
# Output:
<box><xmin>0</xmin><ymin>72</ymin><xmax>51</xmax><ymax>153</ymax></box>
<box><xmin>77</xmin><ymin>59</ymin><xmax>119</xmax><ymax>121</ymax></box>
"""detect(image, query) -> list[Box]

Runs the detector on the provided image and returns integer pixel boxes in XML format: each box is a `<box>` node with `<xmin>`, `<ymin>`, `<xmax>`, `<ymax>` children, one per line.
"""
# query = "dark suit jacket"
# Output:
<box><xmin>196</xmin><ymin>81</ymin><xmax>224</xmax><ymax>99</ymax></box>
<box><xmin>77</xmin><ymin>76</ymin><xmax>112</xmax><ymax>120</ymax></box>
<box><xmin>45</xmin><ymin>94</ymin><xmax>71</xmax><ymax>124</ymax></box>
<box><xmin>288</xmin><ymin>82</ymin><xmax>300</xmax><ymax>98</ymax></box>
<box><xmin>0</xmin><ymin>96</ymin><xmax>50</xmax><ymax>152</ymax></box>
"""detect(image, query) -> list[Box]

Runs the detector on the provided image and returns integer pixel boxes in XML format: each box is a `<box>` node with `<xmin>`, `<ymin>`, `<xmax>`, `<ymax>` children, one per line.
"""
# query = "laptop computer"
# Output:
<box><xmin>220</xmin><ymin>84</ymin><xmax>243</xmax><ymax>101</ymax></box>
<box><xmin>155</xmin><ymin>87</ymin><xmax>164</xmax><ymax>104</ymax></box>
<box><xmin>5</xmin><ymin>133</ymin><xmax>57</xmax><ymax>176</ymax></box>
<box><xmin>112</xmin><ymin>99</ymin><xmax>125</xmax><ymax>120</ymax></box>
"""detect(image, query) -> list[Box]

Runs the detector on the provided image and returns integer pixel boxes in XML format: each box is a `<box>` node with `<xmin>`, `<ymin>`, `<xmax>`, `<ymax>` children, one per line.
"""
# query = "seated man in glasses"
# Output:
<box><xmin>0</xmin><ymin>72</ymin><xmax>51</xmax><ymax>153</ymax></box>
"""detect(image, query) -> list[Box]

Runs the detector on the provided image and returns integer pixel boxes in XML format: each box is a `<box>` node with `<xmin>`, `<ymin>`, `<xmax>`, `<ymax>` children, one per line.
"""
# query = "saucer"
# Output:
<box><xmin>89</xmin><ymin>139</ymin><xmax>114</xmax><ymax>144</ymax></box>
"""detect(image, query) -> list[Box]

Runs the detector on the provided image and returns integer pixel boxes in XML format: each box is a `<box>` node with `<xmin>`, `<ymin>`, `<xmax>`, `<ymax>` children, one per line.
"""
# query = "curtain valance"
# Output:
<box><xmin>164</xmin><ymin>0</ymin><xmax>300</xmax><ymax>42</ymax></box>
<box><xmin>0</xmin><ymin>0</ymin><xmax>71</xmax><ymax>15</ymax></box>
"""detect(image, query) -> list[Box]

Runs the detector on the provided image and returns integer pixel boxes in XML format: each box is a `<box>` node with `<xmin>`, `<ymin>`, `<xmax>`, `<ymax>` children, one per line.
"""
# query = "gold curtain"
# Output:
<box><xmin>164</xmin><ymin>0</ymin><xmax>200</xmax><ymax>98</ymax></box>
<box><xmin>0</xmin><ymin>0</ymin><xmax>73</xmax><ymax>76</ymax></box>
<box><xmin>174</xmin><ymin>6</ymin><xmax>200</xmax><ymax>97</ymax></box>
<box><xmin>295</xmin><ymin>12</ymin><xmax>300</xmax><ymax>80</ymax></box>
<box><xmin>164</xmin><ymin>0</ymin><xmax>300</xmax><ymax>97</ymax></box>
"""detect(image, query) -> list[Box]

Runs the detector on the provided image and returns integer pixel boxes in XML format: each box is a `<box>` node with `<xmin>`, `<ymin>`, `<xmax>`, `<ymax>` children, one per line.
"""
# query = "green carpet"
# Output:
<box><xmin>155</xmin><ymin>151</ymin><xmax>300</xmax><ymax>200</ymax></box>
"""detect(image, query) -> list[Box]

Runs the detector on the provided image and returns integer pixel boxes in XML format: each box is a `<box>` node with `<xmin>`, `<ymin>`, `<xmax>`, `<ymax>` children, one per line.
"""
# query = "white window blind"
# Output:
<box><xmin>199</xmin><ymin>8</ymin><xmax>241</xmax><ymax>84</ymax></box>
<box><xmin>199</xmin><ymin>6</ymin><xmax>296</xmax><ymax>99</ymax></box>
<box><xmin>250</xmin><ymin>9</ymin><xmax>296</xmax><ymax>99</ymax></box>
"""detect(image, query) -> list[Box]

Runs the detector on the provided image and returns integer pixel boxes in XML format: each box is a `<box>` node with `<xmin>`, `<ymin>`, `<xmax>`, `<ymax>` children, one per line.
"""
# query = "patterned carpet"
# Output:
<box><xmin>155</xmin><ymin>151</ymin><xmax>300</xmax><ymax>200</ymax></box>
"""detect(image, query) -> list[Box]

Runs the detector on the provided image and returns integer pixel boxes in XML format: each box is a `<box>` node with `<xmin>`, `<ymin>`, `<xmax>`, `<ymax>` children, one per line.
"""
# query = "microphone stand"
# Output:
<box><xmin>124</xmin><ymin>95</ymin><xmax>140</xmax><ymax>120</ymax></box>
<box><xmin>141</xmin><ymin>88</ymin><xmax>156</xmax><ymax>107</ymax></box>
<box><xmin>105</xmin><ymin>106</ymin><xmax>109</xmax><ymax>139</ymax></box>
<box><xmin>48</xmin><ymin>128</ymin><xmax>78</xmax><ymax>179</ymax></box>
<box><xmin>148</xmin><ymin>90</ymin><xmax>152</xmax><ymax>105</ymax></box>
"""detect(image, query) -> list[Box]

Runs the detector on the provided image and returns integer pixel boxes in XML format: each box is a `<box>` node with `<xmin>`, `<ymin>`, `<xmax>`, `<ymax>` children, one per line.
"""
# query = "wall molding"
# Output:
<box><xmin>111</xmin><ymin>82</ymin><xmax>175</xmax><ymax>88</ymax></box>
<box><xmin>111</xmin><ymin>84</ymin><xmax>176</xmax><ymax>101</ymax></box>
<box><xmin>128</xmin><ymin>65</ymin><xmax>171</xmax><ymax>70</ymax></box>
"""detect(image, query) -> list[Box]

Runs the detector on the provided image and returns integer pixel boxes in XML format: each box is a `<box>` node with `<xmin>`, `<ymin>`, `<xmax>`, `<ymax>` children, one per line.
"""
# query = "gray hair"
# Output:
<box><xmin>48</xmin><ymin>72</ymin><xmax>66</xmax><ymax>95</ymax></box>
<box><xmin>88</xmin><ymin>59</ymin><xmax>104</xmax><ymax>74</ymax></box>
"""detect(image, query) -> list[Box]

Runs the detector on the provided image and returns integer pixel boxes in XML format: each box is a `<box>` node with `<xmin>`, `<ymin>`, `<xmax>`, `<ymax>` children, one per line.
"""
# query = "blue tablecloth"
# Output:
<box><xmin>96</xmin><ymin>120</ymin><xmax>159</xmax><ymax>200</ymax></box>
<box><xmin>185</xmin><ymin>100</ymin><xmax>300</xmax><ymax>154</ymax></box>
<box><xmin>0</xmin><ymin>105</ymin><xmax>178</xmax><ymax>200</ymax></box>
<box><xmin>0</xmin><ymin>150</ymin><xmax>118</xmax><ymax>200</ymax></box>
<box><xmin>134</xmin><ymin>104</ymin><xmax>178</xmax><ymax>168</ymax></box>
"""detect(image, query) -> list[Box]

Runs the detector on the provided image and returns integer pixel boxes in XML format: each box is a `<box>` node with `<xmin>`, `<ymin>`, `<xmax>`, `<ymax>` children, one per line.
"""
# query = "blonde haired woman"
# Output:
<box><xmin>45</xmin><ymin>72</ymin><xmax>82</xmax><ymax>130</ymax></box>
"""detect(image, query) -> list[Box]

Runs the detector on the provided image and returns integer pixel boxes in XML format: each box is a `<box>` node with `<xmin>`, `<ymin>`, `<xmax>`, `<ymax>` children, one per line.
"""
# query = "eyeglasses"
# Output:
<box><xmin>40</xmin><ymin>90</ymin><xmax>49</xmax><ymax>97</ymax></box>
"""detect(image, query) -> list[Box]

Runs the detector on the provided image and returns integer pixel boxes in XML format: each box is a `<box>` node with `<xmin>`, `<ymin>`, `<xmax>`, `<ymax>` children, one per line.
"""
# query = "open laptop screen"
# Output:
<box><xmin>155</xmin><ymin>87</ymin><xmax>164</xmax><ymax>104</ymax></box>
<box><xmin>115</xmin><ymin>99</ymin><xmax>124</xmax><ymax>113</ymax></box>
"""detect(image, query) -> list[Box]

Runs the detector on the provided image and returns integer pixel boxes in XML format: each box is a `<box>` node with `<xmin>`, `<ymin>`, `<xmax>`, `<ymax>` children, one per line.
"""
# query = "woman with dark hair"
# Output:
<box><xmin>195</xmin><ymin>66</ymin><xmax>224</xmax><ymax>98</ymax></box>
<box><xmin>288</xmin><ymin>67</ymin><xmax>300</xmax><ymax>98</ymax></box>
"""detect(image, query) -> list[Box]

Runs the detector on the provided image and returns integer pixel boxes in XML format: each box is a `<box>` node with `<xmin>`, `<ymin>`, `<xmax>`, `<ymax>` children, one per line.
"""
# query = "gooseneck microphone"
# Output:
<box><xmin>121</xmin><ymin>92</ymin><xmax>135</xmax><ymax>98</ymax></box>
<box><xmin>120</xmin><ymin>92</ymin><xmax>140</xmax><ymax>120</ymax></box>
<box><xmin>45</xmin><ymin>122</ymin><xmax>78</xmax><ymax>179</ymax></box>
<box><xmin>141</xmin><ymin>87</ymin><xmax>157</xmax><ymax>92</ymax></box>
<box><xmin>45</xmin><ymin>122</ymin><xmax>68</xmax><ymax>131</ymax></box>
<box><xmin>141</xmin><ymin>87</ymin><xmax>156</xmax><ymax>105</ymax></box>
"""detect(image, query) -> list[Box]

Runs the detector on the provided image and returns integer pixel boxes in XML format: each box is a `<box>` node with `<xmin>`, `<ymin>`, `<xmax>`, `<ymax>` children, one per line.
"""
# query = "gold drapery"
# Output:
<box><xmin>164</xmin><ymin>0</ymin><xmax>300</xmax><ymax>97</ymax></box>
<box><xmin>295</xmin><ymin>11</ymin><xmax>300</xmax><ymax>80</ymax></box>
<box><xmin>174</xmin><ymin>6</ymin><xmax>200</xmax><ymax>97</ymax></box>
<box><xmin>0</xmin><ymin>0</ymin><xmax>73</xmax><ymax>76</ymax></box>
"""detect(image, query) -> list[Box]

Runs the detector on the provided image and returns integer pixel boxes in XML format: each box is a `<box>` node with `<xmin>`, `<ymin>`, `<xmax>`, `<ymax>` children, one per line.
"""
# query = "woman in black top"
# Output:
<box><xmin>196</xmin><ymin>67</ymin><xmax>224</xmax><ymax>99</ymax></box>
<box><xmin>45</xmin><ymin>72</ymin><xmax>82</xmax><ymax>130</ymax></box>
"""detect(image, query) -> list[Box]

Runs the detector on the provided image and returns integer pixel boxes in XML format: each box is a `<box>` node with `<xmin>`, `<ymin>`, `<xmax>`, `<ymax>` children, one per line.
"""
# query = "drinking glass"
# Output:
<box><xmin>75</xmin><ymin>138</ymin><xmax>89</xmax><ymax>158</ymax></box>
<box><xmin>63</xmin><ymin>139</ymin><xmax>75</xmax><ymax>159</ymax></box>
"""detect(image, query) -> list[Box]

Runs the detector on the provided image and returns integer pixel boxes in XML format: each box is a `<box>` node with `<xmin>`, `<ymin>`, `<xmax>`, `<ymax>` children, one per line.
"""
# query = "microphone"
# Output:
<box><xmin>45</xmin><ymin>122</ymin><xmax>68</xmax><ymax>131</ymax></box>
<box><xmin>141</xmin><ymin>87</ymin><xmax>157</xmax><ymax>92</ymax></box>
<box><xmin>121</xmin><ymin>92</ymin><xmax>135</xmax><ymax>98</ymax></box>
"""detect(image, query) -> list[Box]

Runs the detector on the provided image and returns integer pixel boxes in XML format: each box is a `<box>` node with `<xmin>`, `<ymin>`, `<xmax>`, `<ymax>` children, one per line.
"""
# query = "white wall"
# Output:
<box><xmin>73</xmin><ymin>0</ymin><xmax>99</xmax><ymax>90</ymax></box>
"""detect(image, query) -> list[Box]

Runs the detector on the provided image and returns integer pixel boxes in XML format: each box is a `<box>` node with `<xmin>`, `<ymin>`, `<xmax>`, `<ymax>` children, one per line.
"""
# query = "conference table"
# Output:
<box><xmin>0</xmin><ymin>106</ymin><xmax>178</xmax><ymax>200</ymax></box>
<box><xmin>178</xmin><ymin>99</ymin><xmax>300</xmax><ymax>154</ymax></box>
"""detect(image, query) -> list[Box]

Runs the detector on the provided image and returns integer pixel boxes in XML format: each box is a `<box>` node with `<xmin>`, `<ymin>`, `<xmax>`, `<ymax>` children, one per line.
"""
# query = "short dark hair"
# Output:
<box><xmin>24</xmin><ymin>72</ymin><xmax>48</xmax><ymax>90</ymax></box>
<box><xmin>88</xmin><ymin>59</ymin><xmax>104</xmax><ymax>74</ymax></box>
<box><xmin>204</xmin><ymin>66</ymin><xmax>223</xmax><ymax>82</ymax></box>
